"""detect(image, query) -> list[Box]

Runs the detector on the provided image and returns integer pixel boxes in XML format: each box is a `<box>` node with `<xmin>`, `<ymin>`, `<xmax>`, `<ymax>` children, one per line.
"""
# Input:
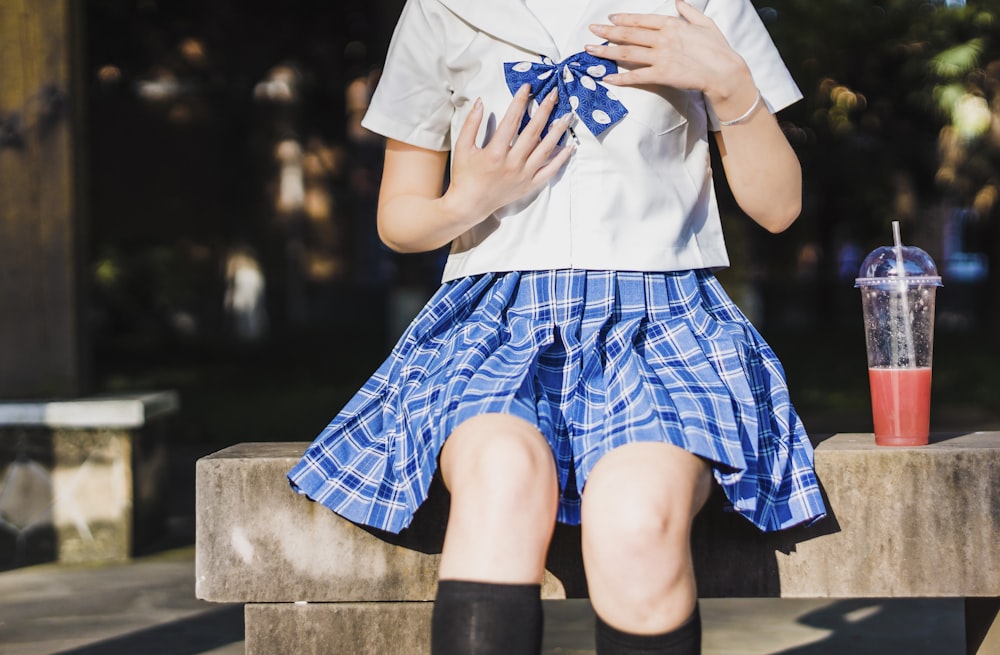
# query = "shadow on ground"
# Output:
<box><xmin>772</xmin><ymin>598</ymin><xmax>965</xmax><ymax>655</ymax></box>
<box><xmin>52</xmin><ymin>605</ymin><xmax>244</xmax><ymax>655</ymax></box>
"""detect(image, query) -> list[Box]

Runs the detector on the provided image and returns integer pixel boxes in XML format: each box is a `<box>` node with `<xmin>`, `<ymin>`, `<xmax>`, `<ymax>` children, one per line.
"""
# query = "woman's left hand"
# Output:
<box><xmin>586</xmin><ymin>0</ymin><xmax>752</xmax><ymax>110</ymax></box>
<box><xmin>589</xmin><ymin>0</ymin><xmax>803</xmax><ymax>233</ymax></box>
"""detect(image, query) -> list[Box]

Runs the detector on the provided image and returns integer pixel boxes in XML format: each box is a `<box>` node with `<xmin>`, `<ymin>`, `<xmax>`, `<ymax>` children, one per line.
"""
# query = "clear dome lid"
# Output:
<box><xmin>855</xmin><ymin>244</ymin><xmax>942</xmax><ymax>288</ymax></box>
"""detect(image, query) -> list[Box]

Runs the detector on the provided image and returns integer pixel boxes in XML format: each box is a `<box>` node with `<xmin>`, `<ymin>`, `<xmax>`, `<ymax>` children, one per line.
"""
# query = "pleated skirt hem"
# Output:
<box><xmin>288</xmin><ymin>269</ymin><xmax>826</xmax><ymax>534</ymax></box>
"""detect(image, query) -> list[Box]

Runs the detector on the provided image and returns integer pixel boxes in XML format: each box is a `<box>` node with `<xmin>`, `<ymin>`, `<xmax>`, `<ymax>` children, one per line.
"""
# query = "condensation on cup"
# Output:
<box><xmin>855</xmin><ymin>222</ymin><xmax>942</xmax><ymax>446</ymax></box>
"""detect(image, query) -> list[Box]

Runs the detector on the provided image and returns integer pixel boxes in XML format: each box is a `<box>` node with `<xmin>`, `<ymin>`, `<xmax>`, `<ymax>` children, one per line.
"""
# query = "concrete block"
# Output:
<box><xmin>198</xmin><ymin>443</ymin><xmax>534</xmax><ymax>602</ymax></box>
<box><xmin>0</xmin><ymin>392</ymin><xmax>178</xmax><ymax>568</ymax></box>
<box><xmin>690</xmin><ymin>432</ymin><xmax>1000</xmax><ymax>598</ymax></box>
<box><xmin>245</xmin><ymin>602</ymin><xmax>432</xmax><ymax>655</ymax></box>
<box><xmin>196</xmin><ymin>432</ymin><xmax>1000</xmax><ymax>602</ymax></box>
<box><xmin>0</xmin><ymin>392</ymin><xmax>180</xmax><ymax>428</ymax></box>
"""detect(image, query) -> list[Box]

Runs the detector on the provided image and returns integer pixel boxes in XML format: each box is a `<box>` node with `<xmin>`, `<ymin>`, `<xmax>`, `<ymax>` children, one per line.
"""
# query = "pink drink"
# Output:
<box><xmin>867</xmin><ymin>367</ymin><xmax>932</xmax><ymax>446</ymax></box>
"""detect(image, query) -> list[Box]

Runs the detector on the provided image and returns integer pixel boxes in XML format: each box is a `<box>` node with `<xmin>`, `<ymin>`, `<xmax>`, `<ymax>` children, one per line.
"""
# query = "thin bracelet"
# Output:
<box><xmin>718</xmin><ymin>89</ymin><xmax>763</xmax><ymax>127</ymax></box>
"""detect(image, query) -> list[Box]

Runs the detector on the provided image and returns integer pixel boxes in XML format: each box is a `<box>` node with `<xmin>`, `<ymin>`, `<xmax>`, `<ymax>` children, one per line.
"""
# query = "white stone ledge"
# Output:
<box><xmin>0</xmin><ymin>391</ymin><xmax>180</xmax><ymax>428</ymax></box>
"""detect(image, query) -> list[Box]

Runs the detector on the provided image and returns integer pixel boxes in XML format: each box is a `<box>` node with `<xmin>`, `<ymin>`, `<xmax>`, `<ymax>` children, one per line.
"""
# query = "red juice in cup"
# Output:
<box><xmin>867</xmin><ymin>366</ymin><xmax>932</xmax><ymax>446</ymax></box>
<box><xmin>856</xmin><ymin>222</ymin><xmax>941</xmax><ymax>447</ymax></box>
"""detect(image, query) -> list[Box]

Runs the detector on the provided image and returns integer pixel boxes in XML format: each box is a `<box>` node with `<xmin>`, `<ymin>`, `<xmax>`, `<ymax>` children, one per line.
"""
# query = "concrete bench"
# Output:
<box><xmin>0</xmin><ymin>391</ymin><xmax>179</xmax><ymax>567</ymax></box>
<box><xmin>195</xmin><ymin>433</ymin><xmax>1000</xmax><ymax>654</ymax></box>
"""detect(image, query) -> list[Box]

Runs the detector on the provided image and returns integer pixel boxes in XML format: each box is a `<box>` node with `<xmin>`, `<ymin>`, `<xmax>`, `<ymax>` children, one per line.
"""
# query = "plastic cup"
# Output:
<box><xmin>855</xmin><ymin>224</ymin><xmax>942</xmax><ymax>446</ymax></box>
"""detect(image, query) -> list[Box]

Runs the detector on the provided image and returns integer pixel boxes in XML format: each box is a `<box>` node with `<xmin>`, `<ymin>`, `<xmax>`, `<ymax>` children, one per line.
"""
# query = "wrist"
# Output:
<box><xmin>439</xmin><ymin>185</ymin><xmax>490</xmax><ymax>231</ymax></box>
<box><xmin>704</xmin><ymin>56</ymin><xmax>756</xmax><ymax>117</ymax></box>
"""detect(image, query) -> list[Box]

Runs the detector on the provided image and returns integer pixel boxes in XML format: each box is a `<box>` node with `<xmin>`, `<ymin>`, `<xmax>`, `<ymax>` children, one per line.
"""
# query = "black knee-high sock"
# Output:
<box><xmin>595</xmin><ymin>604</ymin><xmax>701</xmax><ymax>655</ymax></box>
<box><xmin>431</xmin><ymin>580</ymin><xmax>543</xmax><ymax>655</ymax></box>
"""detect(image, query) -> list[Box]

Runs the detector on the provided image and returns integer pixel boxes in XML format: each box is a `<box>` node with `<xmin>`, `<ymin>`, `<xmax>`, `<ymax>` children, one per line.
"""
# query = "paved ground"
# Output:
<box><xmin>0</xmin><ymin>445</ymin><xmax>968</xmax><ymax>654</ymax></box>
<box><xmin>0</xmin><ymin>544</ymin><xmax>967</xmax><ymax>654</ymax></box>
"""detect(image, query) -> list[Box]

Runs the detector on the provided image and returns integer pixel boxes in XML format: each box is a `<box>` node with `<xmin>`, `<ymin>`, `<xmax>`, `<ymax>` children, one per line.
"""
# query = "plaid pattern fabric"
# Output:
<box><xmin>288</xmin><ymin>269</ymin><xmax>826</xmax><ymax>533</ymax></box>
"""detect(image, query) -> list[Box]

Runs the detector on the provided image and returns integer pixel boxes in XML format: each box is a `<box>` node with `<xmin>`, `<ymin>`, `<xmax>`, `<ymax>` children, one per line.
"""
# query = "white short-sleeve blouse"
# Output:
<box><xmin>361</xmin><ymin>0</ymin><xmax>802</xmax><ymax>282</ymax></box>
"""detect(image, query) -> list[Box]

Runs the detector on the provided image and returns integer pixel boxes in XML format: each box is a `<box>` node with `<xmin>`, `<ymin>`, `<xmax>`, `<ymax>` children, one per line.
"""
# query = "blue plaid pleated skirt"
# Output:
<box><xmin>288</xmin><ymin>269</ymin><xmax>826</xmax><ymax>534</ymax></box>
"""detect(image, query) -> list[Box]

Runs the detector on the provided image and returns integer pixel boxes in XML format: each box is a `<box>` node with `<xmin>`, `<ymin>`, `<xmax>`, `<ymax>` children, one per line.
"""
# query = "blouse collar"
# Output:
<box><xmin>436</xmin><ymin>0</ymin><xmax>672</xmax><ymax>59</ymax></box>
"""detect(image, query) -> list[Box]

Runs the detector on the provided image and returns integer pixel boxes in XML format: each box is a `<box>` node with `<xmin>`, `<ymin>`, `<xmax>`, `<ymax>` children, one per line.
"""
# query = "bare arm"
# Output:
<box><xmin>378</xmin><ymin>86</ymin><xmax>574</xmax><ymax>253</ymax></box>
<box><xmin>376</xmin><ymin>143</ymin><xmax>454</xmax><ymax>253</ymax></box>
<box><xmin>711</xmin><ymin>76</ymin><xmax>802</xmax><ymax>234</ymax></box>
<box><xmin>587</xmin><ymin>0</ymin><xmax>801</xmax><ymax>233</ymax></box>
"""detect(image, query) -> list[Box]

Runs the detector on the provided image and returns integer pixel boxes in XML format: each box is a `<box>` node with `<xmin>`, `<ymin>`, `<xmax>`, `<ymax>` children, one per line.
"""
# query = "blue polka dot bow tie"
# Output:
<box><xmin>503</xmin><ymin>48</ymin><xmax>628</xmax><ymax>138</ymax></box>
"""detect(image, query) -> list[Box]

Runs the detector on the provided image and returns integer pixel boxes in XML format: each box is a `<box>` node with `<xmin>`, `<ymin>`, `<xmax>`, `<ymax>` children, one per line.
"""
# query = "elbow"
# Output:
<box><xmin>733</xmin><ymin>177</ymin><xmax>802</xmax><ymax>233</ymax></box>
<box><xmin>376</xmin><ymin>206</ymin><xmax>412</xmax><ymax>253</ymax></box>
<box><xmin>377</xmin><ymin>223</ymin><xmax>414</xmax><ymax>254</ymax></box>
<box><xmin>763</xmin><ymin>199</ymin><xmax>801</xmax><ymax>234</ymax></box>
<box><xmin>754</xmin><ymin>184</ymin><xmax>802</xmax><ymax>233</ymax></box>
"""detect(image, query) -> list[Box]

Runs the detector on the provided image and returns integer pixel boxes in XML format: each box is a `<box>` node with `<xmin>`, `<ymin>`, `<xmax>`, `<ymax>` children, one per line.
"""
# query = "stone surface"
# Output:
<box><xmin>692</xmin><ymin>431</ymin><xmax>1000</xmax><ymax>598</ymax></box>
<box><xmin>0</xmin><ymin>546</ymin><xmax>245</xmax><ymax>655</ymax></box>
<box><xmin>0</xmin><ymin>391</ymin><xmax>180</xmax><ymax>428</ymax></box>
<box><xmin>197</xmin><ymin>443</ymin><xmax>456</xmax><ymax>603</ymax></box>
<box><xmin>0</xmin><ymin>544</ymin><xmax>968</xmax><ymax>655</ymax></box>
<box><xmin>0</xmin><ymin>443</ymin><xmax>975</xmax><ymax>655</ymax></box>
<box><xmin>245</xmin><ymin>602</ymin><xmax>432</xmax><ymax>655</ymax></box>
<box><xmin>0</xmin><ymin>393</ymin><xmax>177</xmax><ymax>568</ymax></box>
<box><xmin>196</xmin><ymin>433</ymin><xmax>1000</xmax><ymax>602</ymax></box>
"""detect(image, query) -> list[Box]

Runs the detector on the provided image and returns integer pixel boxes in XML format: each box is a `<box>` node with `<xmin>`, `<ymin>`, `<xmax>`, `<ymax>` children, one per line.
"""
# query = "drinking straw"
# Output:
<box><xmin>892</xmin><ymin>220</ymin><xmax>917</xmax><ymax>367</ymax></box>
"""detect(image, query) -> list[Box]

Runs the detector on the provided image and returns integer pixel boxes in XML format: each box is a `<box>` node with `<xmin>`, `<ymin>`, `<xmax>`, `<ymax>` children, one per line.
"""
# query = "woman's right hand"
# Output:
<box><xmin>442</xmin><ymin>84</ymin><xmax>574</xmax><ymax>223</ymax></box>
<box><xmin>376</xmin><ymin>86</ymin><xmax>574</xmax><ymax>254</ymax></box>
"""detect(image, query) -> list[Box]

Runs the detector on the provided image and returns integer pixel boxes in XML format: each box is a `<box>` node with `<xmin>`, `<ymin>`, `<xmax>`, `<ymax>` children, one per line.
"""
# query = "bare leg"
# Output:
<box><xmin>438</xmin><ymin>412</ymin><xmax>560</xmax><ymax>582</ymax></box>
<box><xmin>581</xmin><ymin>442</ymin><xmax>712</xmax><ymax>635</ymax></box>
<box><xmin>431</xmin><ymin>413</ymin><xmax>560</xmax><ymax>655</ymax></box>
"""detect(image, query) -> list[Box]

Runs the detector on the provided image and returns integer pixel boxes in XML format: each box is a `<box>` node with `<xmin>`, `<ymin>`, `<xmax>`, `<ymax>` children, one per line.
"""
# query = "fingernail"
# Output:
<box><xmin>608</xmin><ymin>13</ymin><xmax>619</xmax><ymax>21</ymax></box>
<box><xmin>590</xmin><ymin>24</ymin><xmax>606</xmax><ymax>33</ymax></box>
<box><xmin>474</xmin><ymin>97</ymin><xmax>482</xmax><ymax>109</ymax></box>
<box><xmin>520</xmin><ymin>84</ymin><xmax>531</xmax><ymax>95</ymax></box>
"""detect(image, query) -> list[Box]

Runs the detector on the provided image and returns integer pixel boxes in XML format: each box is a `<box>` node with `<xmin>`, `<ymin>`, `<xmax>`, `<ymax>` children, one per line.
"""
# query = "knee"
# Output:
<box><xmin>583</xmin><ymin>488</ymin><xmax>687</xmax><ymax>560</ymax></box>
<box><xmin>581</xmin><ymin>445</ymin><xmax>710</xmax><ymax>561</ymax></box>
<box><xmin>442</xmin><ymin>414</ymin><xmax>558</xmax><ymax>518</ymax></box>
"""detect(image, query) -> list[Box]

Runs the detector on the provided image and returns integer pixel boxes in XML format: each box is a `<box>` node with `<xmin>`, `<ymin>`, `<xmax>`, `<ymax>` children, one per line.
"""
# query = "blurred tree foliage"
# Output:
<box><xmin>81</xmin><ymin>0</ymin><xmax>999</xmax><ymax>344</ymax></box>
<box><xmin>756</xmin><ymin>0</ymin><xmax>998</xmax><ymax>315</ymax></box>
<box><xmin>76</xmin><ymin>0</ymin><xmax>1000</xmax><ymax>437</ymax></box>
<box><xmin>84</xmin><ymin>0</ymin><xmax>404</xmax><ymax>341</ymax></box>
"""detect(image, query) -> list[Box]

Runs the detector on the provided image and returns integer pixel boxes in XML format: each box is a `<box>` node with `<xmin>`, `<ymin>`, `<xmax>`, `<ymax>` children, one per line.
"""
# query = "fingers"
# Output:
<box><xmin>585</xmin><ymin>42</ymin><xmax>655</xmax><ymax>70</ymax></box>
<box><xmin>510</xmin><ymin>89</ymin><xmax>559</xmax><ymax>158</ymax></box>
<box><xmin>606</xmin><ymin>13</ymin><xmax>668</xmax><ymax>30</ymax></box>
<box><xmin>588</xmin><ymin>7</ymin><xmax>715</xmax><ymax>50</ymax></box>
<box><xmin>490</xmin><ymin>84</ymin><xmax>534</xmax><ymax>151</ymax></box>
<box><xmin>531</xmin><ymin>142</ymin><xmax>574</xmax><ymax>185</ymax></box>
<box><xmin>454</xmin><ymin>97</ymin><xmax>484</xmax><ymax>153</ymax></box>
<box><xmin>525</xmin><ymin>113</ymin><xmax>573</xmax><ymax>170</ymax></box>
<box><xmin>674</xmin><ymin>0</ymin><xmax>712</xmax><ymax>26</ymax></box>
<box><xmin>458</xmin><ymin>85</ymin><xmax>550</xmax><ymax>157</ymax></box>
<box><xmin>602</xmin><ymin>66</ymin><xmax>654</xmax><ymax>87</ymax></box>
<box><xmin>589</xmin><ymin>19</ymin><xmax>662</xmax><ymax>49</ymax></box>
<box><xmin>452</xmin><ymin>88</ymin><xmax>573</xmax><ymax>200</ymax></box>
<box><xmin>584</xmin><ymin>39</ymin><xmax>656</xmax><ymax>86</ymax></box>
<box><xmin>602</xmin><ymin>5</ymin><xmax>708</xmax><ymax>28</ymax></box>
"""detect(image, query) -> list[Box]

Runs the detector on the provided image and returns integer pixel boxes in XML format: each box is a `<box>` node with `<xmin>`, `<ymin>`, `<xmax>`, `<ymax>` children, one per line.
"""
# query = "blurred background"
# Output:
<box><xmin>3</xmin><ymin>0</ymin><xmax>999</xmax><ymax>452</ymax></box>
